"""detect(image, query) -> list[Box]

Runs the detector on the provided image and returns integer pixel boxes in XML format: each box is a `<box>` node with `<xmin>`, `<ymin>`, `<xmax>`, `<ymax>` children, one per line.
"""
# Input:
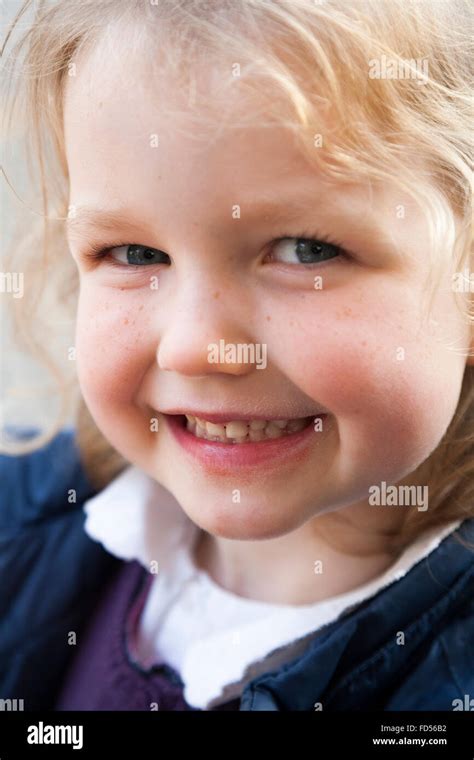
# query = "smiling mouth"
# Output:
<box><xmin>173</xmin><ymin>413</ymin><xmax>319</xmax><ymax>444</ymax></box>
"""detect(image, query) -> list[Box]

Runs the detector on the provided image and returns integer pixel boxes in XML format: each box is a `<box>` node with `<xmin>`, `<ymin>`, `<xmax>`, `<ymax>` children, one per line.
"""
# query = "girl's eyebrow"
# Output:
<box><xmin>66</xmin><ymin>205</ymin><xmax>137</xmax><ymax>240</ymax></box>
<box><xmin>65</xmin><ymin>202</ymin><xmax>308</xmax><ymax>248</ymax></box>
<box><xmin>66</xmin><ymin>196</ymin><xmax>335</xmax><ymax>241</ymax></box>
<box><xmin>66</xmin><ymin>197</ymin><xmax>396</xmax><ymax>257</ymax></box>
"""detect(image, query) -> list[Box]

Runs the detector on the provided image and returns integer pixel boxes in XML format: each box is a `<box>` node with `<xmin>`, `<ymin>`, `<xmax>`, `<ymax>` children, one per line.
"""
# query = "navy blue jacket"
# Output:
<box><xmin>1</xmin><ymin>428</ymin><xmax>473</xmax><ymax>711</ymax></box>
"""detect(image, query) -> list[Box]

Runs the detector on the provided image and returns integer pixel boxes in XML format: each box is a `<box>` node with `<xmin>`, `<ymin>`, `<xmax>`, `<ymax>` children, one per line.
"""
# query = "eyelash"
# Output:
<box><xmin>83</xmin><ymin>231</ymin><xmax>349</xmax><ymax>268</ymax></box>
<box><xmin>85</xmin><ymin>240</ymin><xmax>136</xmax><ymax>262</ymax></box>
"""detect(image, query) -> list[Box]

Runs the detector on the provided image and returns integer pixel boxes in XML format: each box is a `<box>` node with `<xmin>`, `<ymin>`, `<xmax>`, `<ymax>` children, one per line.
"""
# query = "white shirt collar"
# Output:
<box><xmin>83</xmin><ymin>465</ymin><xmax>461</xmax><ymax>709</ymax></box>
<box><xmin>83</xmin><ymin>465</ymin><xmax>199</xmax><ymax>574</ymax></box>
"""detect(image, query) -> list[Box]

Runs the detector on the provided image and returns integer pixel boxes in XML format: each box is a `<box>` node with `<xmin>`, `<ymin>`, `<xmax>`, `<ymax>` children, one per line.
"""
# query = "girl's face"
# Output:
<box><xmin>64</xmin><ymin>47</ymin><xmax>470</xmax><ymax>540</ymax></box>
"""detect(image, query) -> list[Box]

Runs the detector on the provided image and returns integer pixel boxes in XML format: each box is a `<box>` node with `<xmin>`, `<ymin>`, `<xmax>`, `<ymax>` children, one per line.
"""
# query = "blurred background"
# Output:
<box><xmin>2</xmin><ymin>0</ymin><xmax>77</xmax><ymax>434</ymax></box>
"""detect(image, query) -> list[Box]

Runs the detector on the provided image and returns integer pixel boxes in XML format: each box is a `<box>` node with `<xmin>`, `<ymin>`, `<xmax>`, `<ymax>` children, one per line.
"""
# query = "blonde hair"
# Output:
<box><xmin>2</xmin><ymin>0</ymin><xmax>473</xmax><ymax>547</ymax></box>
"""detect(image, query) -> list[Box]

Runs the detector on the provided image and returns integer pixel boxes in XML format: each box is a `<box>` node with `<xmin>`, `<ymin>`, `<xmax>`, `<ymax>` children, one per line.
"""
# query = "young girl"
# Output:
<box><xmin>1</xmin><ymin>0</ymin><xmax>473</xmax><ymax>712</ymax></box>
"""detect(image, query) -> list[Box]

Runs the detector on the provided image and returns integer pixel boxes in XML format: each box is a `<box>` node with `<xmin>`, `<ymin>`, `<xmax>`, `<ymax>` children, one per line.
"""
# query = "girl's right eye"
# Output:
<box><xmin>108</xmin><ymin>244</ymin><xmax>171</xmax><ymax>266</ymax></box>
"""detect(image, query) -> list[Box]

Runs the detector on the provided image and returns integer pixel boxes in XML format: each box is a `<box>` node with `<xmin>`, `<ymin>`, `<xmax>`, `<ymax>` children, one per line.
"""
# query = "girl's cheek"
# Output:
<box><xmin>75</xmin><ymin>288</ymin><xmax>150</xmax><ymax>407</ymax></box>
<box><xmin>75</xmin><ymin>275</ymin><xmax>465</xmax><ymax>468</ymax></box>
<box><xmin>266</xmin><ymin>292</ymin><xmax>462</xmax><ymax>456</ymax></box>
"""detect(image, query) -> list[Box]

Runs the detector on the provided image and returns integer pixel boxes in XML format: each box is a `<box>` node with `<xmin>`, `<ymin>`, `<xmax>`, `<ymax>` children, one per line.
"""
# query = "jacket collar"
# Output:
<box><xmin>240</xmin><ymin>518</ymin><xmax>474</xmax><ymax>710</ymax></box>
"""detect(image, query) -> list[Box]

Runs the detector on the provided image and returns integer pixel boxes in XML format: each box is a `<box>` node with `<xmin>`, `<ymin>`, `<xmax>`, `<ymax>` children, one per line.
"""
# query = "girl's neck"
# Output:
<box><xmin>192</xmin><ymin>509</ymin><xmax>403</xmax><ymax>606</ymax></box>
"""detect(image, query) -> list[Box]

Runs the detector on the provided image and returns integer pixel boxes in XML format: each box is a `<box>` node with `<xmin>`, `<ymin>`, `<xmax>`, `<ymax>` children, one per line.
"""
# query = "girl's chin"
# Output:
<box><xmin>168</xmin><ymin>495</ymin><xmax>311</xmax><ymax>540</ymax></box>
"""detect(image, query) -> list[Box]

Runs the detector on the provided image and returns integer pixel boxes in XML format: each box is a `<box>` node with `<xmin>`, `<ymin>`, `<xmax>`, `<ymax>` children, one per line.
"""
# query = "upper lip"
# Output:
<box><xmin>160</xmin><ymin>409</ymin><xmax>323</xmax><ymax>423</ymax></box>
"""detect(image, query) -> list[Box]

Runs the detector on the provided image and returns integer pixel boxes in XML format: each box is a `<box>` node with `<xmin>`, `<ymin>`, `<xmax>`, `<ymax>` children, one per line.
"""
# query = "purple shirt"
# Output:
<box><xmin>54</xmin><ymin>559</ymin><xmax>240</xmax><ymax>711</ymax></box>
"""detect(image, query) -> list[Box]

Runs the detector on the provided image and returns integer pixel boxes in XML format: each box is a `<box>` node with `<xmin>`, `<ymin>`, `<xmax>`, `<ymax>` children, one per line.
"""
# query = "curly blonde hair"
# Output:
<box><xmin>2</xmin><ymin>0</ymin><xmax>473</xmax><ymax>547</ymax></box>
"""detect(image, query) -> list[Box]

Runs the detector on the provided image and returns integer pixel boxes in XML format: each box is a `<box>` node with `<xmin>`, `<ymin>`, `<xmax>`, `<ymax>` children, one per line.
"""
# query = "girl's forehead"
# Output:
<box><xmin>62</xmin><ymin>29</ymin><xmax>435</xmax><ymax>259</ymax></box>
<box><xmin>63</xmin><ymin>48</ymin><xmax>424</xmax><ymax>262</ymax></box>
<box><xmin>66</xmin><ymin>31</ymin><xmax>283</xmax><ymax>133</ymax></box>
<box><xmin>64</xmin><ymin>50</ymin><xmax>321</xmax><ymax>189</ymax></box>
<box><xmin>62</xmin><ymin>26</ymin><xmax>386</xmax><ymax>197</ymax></box>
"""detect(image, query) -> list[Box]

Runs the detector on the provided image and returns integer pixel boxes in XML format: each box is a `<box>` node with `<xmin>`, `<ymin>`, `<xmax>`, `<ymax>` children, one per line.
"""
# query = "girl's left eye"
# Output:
<box><xmin>109</xmin><ymin>244</ymin><xmax>171</xmax><ymax>266</ymax></box>
<box><xmin>267</xmin><ymin>237</ymin><xmax>343</xmax><ymax>266</ymax></box>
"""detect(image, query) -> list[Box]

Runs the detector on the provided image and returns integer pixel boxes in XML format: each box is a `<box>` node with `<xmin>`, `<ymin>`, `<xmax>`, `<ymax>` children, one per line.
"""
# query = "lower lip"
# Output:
<box><xmin>165</xmin><ymin>414</ymin><xmax>326</xmax><ymax>473</ymax></box>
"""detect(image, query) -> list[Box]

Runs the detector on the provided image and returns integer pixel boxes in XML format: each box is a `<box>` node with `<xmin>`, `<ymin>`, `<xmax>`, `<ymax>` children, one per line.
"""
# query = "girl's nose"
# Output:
<box><xmin>155</xmin><ymin>287</ymin><xmax>258</xmax><ymax>378</ymax></box>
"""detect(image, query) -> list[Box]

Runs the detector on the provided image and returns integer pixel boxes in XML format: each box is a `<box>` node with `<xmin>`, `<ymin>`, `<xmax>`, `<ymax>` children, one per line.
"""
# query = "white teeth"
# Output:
<box><xmin>264</xmin><ymin>423</ymin><xmax>283</xmax><ymax>438</ymax></box>
<box><xmin>225</xmin><ymin>421</ymin><xmax>249</xmax><ymax>438</ymax></box>
<box><xmin>206</xmin><ymin>422</ymin><xmax>226</xmax><ymax>437</ymax></box>
<box><xmin>249</xmin><ymin>419</ymin><xmax>266</xmax><ymax>430</ymax></box>
<box><xmin>287</xmin><ymin>420</ymin><xmax>302</xmax><ymax>432</ymax></box>
<box><xmin>183</xmin><ymin>414</ymin><xmax>312</xmax><ymax>443</ymax></box>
